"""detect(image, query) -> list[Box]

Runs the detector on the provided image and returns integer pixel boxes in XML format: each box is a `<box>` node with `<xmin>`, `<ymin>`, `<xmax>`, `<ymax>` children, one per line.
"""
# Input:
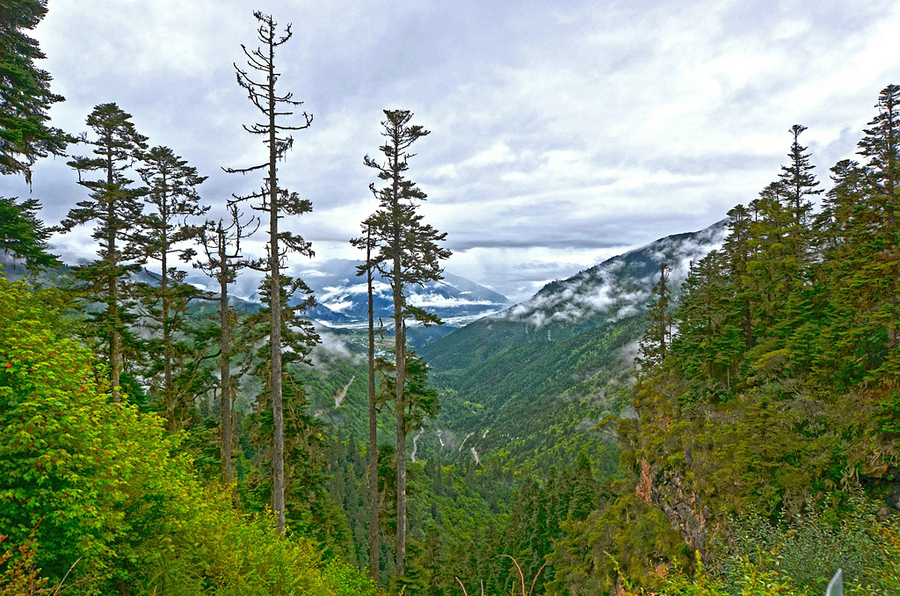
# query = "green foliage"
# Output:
<box><xmin>0</xmin><ymin>277</ymin><xmax>376</xmax><ymax>594</ymax></box>
<box><xmin>377</xmin><ymin>352</ymin><xmax>442</xmax><ymax>435</ymax></box>
<box><xmin>618</xmin><ymin>553</ymin><xmax>802</xmax><ymax>596</ymax></box>
<box><xmin>585</xmin><ymin>85</ymin><xmax>900</xmax><ymax>594</ymax></box>
<box><xmin>321</xmin><ymin>557</ymin><xmax>383</xmax><ymax>596</ymax></box>
<box><xmin>0</xmin><ymin>0</ymin><xmax>70</xmax><ymax>182</ymax></box>
<box><xmin>549</xmin><ymin>482</ymin><xmax>691</xmax><ymax>595</ymax></box>
<box><xmin>716</xmin><ymin>502</ymin><xmax>888</xmax><ymax>593</ymax></box>
<box><xmin>0</xmin><ymin>196</ymin><xmax>59</xmax><ymax>271</ymax></box>
<box><xmin>610</xmin><ymin>509</ymin><xmax>900</xmax><ymax>596</ymax></box>
<box><xmin>58</xmin><ymin>103</ymin><xmax>149</xmax><ymax>396</ymax></box>
<box><xmin>134</xmin><ymin>144</ymin><xmax>209</xmax><ymax>430</ymax></box>
<box><xmin>0</xmin><ymin>534</ymin><xmax>48</xmax><ymax>595</ymax></box>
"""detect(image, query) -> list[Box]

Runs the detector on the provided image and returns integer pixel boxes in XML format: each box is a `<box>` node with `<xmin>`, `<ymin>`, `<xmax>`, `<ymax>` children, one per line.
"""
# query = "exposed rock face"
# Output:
<box><xmin>637</xmin><ymin>458</ymin><xmax>710</xmax><ymax>559</ymax></box>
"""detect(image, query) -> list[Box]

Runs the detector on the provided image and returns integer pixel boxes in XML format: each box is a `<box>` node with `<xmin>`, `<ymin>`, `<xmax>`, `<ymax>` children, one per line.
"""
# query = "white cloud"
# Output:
<box><xmin>2</xmin><ymin>0</ymin><xmax>898</xmax><ymax>302</ymax></box>
<box><xmin>407</xmin><ymin>292</ymin><xmax>501</xmax><ymax>309</ymax></box>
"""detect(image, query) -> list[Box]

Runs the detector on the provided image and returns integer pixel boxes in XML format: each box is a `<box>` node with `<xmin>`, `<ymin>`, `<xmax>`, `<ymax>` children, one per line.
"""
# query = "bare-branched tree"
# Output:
<box><xmin>224</xmin><ymin>11</ymin><xmax>316</xmax><ymax>534</ymax></box>
<box><xmin>197</xmin><ymin>204</ymin><xmax>258</xmax><ymax>483</ymax></box>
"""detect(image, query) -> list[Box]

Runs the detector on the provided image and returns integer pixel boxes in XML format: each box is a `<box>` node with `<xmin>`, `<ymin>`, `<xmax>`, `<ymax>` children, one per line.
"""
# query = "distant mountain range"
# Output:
<box><xmin>295</xmin><ymin>259</ymin><xmax>511</xmax><ymax>329</ymax></box>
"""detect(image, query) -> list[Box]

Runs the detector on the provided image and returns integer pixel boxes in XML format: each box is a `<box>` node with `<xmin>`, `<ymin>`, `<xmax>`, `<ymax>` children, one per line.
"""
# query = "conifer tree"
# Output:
<box><xmin>779</xmin><ymin>124</ymin><xmax>820</xmax><ymax>229</ymax></box>
<box><xmin>635</xmin><ymin>263</ymin><xmax>672</xmax><ymax>373</ymax></box>
<box><xmin>569</xmin><ymin>451</ymin><xmax>597</xmax><ymax>522</ymax></box>
<box><xmin>197</xmin><ymin>205</ymin><xmax>257</xmax><ymax>483</ymax></box>
<box><xmin>59</xmin><ymin>103</ymin><xmax>148</xmax><ymax>400</ymax></box>
<box><xmin>0</xmin><ymin>0</ymin><xmax>69</xmax><ymax>183</ymax></box>
<box><xmin>225</xmin><ymin>11</ymin><xmax>315</xmax><ymax>534</ymax></box>
<box><xmin>858</xmin><ymin>84</ymin><xmax>900</xmax><ymax>352</ymax></box>
<box><xmin>136</xmin><ymin>145</ymin><xmax>208</xmax><ymax>430</ymax></box>
<box><xmin>858</xmin><ymin>85</ymin><xmax>899</xmax><ymax>230</ymax></box>
<box><xmin>355</xmin><ymin>224</ymin><xmax>381</xmax><ymax>581</ymax></box>
<box><xmin>744</xmin><ymin>183</ymin><xmax>791</xmax><ymax>341</ymax></box>
<box><xmin>0</xmin><ymin>196</ymin><xmax>58</xmax><ymax>270</ymax></box>
<box><xmin>743</xmin><ymin>128</ymin><xmax>820</xmax><ymax>359</ymax></box>
<box><xmin>723</xmin><ymin>204</ymin><xmax>755</xmax><ymax>348</ymax></box>
<box><xmin>0</xmin><ymin>2</ymin><xmax>64</xmax><ymax>275</ymax></box>
<box><xmin>772</xmin><ymin>125</ymin><xmax>820</xmax><ymax>363</ymax></box>
<box><xmin>818</xmin><ymin>158</ymin><xmax>889</xmax><ymax>386</ymax></box>
<box><xmin>354</xmin><ymin>109</ymin><xmax>451</xmax><ymax>575</ymax></box>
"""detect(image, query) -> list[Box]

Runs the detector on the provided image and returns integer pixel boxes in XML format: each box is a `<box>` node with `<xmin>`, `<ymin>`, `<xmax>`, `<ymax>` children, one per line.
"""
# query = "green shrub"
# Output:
<box><xmin>716</xmin><ymin>502</ymin><xmax>887</xmax><ymax>593</ymax></box>
<box><xmin>0</xmin><ymin>278</ymin><xmax>376</xmax><ymax>594</ymax></box>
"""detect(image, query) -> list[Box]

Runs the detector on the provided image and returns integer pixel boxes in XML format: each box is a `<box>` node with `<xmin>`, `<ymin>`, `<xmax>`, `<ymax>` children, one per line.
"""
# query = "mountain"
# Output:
<box><xmin>422</xmin><ymin>219</ymin><xmax>727</xmax><ymax>372</ymax></box>
<box><xmin>295</xmin><ymin>259</ymin><xmax>511</xmax><ymax>343</ymax></box>
<box><xmin>419</xmin><ymin>219</ymin><xmax>728</xmax><ymax>469</ymax></box>
<box><xmin>175</xmin><ymin>257</ymin><xmax>510</xmax><ymax>344</ymax></box>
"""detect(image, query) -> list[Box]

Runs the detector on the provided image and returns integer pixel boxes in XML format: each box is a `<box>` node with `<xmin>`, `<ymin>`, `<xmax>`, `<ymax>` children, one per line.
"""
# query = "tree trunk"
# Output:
<box><xmin>267</xmin><ymin>37</ymin><xmax>286</xmax><ymax>536</ymax></box>
<box><xmin>109</xmin><ymin>279</ymin><xmax>121</xmax><ymax>402</ymax></box>
<box><xmin>218</xmin><ymin>224</ymin><xmax>235</xmax><ymax>484</ymax></box>
<box><xmin>107</xmin><ymin>152</ymin><xmax>121</xmax><ymax>402</ymax></box>
<box><xmin>161</xmin><ymin>217</ymin><xmax>174</xmax><ymax>431</ymax></box>
<box><xmin>366</xmin><ymin>227</ymin><xmax>380</xmax><ymax>582</ymax></box>
<box><xmin>394</xmin><ymin>263</ymin><xmax>407</xmax><ymax>576</ymax></box>
<box><xmin>391</xmin><ymin>130</ymin><xmax>408</xmax><ymax>574</ymax></box>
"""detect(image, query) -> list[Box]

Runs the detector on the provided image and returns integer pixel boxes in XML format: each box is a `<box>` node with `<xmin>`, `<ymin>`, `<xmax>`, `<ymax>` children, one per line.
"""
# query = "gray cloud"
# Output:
<box><xmin>2</xmin><ymin>0</ymin><xmax>899</xmax><ymax>302</ymax></box>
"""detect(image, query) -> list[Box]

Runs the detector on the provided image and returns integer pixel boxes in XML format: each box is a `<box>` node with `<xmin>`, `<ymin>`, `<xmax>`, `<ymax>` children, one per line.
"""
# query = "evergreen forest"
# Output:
<box><xmin>2</xmin><ymin>2</ymin><xmax>900</xmax><ymax>595</ymax></box>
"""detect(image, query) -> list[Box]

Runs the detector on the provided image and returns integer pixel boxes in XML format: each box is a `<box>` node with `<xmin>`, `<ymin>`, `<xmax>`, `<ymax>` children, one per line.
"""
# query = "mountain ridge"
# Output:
<box><xmin>418</xmin><ymin>219</ymin><xmax>729</xmax><ymax>469</ymax></box>
<box><xmin>421</xmin><ymin>219</ymin><xmax>728</xmax><ymax>373</ymax></box>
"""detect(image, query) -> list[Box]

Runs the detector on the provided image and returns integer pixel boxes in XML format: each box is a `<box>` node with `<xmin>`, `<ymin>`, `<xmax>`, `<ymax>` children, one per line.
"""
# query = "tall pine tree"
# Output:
<box><xmin>136</xmin><ymin>145</ymin><xmax>208</xmax><ymax>430</ymax></box>
<box><xmin>225</xmin><ymin>11</ymin><xmax>316</xmax><ymax>534</ymax></box>
<box><xmin>197</xmin><ymin>205</ymin><xmax>257</xmax><ymax>483</ymax></box>
<box><xmin>59</xmin><ymin>103</ymin><xmax>148</xmax><ymax>400</ymax></box>
<box><xmin>355</xmin><ymin>109</ymin><xmax>450</xmax><ymax>575</ymax></box>
<box><xmin>0</xmin><ymin>0</ymin><xmax>69</xmax><ymax>182</ymax></box>
<box><xmin>354</xmin><ymin>223</ymin><xmax>381</xmax><ymax>581</ymax></box>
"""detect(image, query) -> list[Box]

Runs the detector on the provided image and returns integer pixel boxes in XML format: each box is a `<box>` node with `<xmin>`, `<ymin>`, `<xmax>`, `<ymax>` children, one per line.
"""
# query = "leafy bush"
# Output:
<box><xmin>0</xmin><ymin>534</ymin><xmax>48</xmax><ymax>595</ymax></box>
<box><xmin>634</xmin><ymin>554</ymin><xmax>803</xmax><ymax>595</ymax></box>
<box><xmin>716</xmin><ymin>502</ymin><xmax>888</xmax><ymax>594</ymax></box>
<box><xmin>0</xmin><ymin>278</ymin><xmax>379</xmax><ymax>594</ymax></box>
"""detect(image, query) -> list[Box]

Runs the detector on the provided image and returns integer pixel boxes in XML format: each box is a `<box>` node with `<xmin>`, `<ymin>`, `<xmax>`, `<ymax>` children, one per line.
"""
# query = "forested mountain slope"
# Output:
<box><xmin>420</xmin><ymin>221</ymin><xmax>727</xmax><ymax>470</ymax></box>
<box><xmin>423</xmin><ymin>221</ymin><xmax>725</xmax><ymax>371</ymax></box>
<box><xmin>549</xmin><ymin>91</ymin><xmax>900</xmax><ymax>596</ymax></box>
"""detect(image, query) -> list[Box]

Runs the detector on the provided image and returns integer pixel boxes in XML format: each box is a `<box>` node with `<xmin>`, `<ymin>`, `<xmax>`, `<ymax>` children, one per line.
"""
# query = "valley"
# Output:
<box><xmin>3</xmin><ymin>1</ymin><xmax>900</xmax><ymax>590</ymax></box>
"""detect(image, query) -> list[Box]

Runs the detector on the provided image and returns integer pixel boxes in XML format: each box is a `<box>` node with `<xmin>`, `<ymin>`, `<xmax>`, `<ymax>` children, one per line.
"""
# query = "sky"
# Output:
<box><xmin>2</xmin><ymin>0</ymin><xmax>899</xmax><ymax>302</ymax></box>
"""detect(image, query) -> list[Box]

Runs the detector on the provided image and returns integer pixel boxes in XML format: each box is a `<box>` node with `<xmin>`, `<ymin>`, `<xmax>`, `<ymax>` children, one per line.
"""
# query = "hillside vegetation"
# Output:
<box><xmin>3</xmin><ymin>0</ymin><xmax>900</xmax><ymax>590</ymax></box>
<box><xmin>551</xmin><ymin>89</ymin><xmax>900</xmax><ymax>594</ymax></box>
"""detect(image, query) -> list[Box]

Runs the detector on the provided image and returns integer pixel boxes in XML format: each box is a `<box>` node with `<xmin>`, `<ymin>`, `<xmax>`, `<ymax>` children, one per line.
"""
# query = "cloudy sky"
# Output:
<box><xmin>2</xmin><ymin>0</ymin><xmax>899</xmax><ymax>302</ymax></box>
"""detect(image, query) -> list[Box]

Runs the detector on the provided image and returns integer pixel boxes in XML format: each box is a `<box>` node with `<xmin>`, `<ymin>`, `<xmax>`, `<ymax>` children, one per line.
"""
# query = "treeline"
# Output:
<box><xmin>379</xmin><ymin>83</ymin><xmax>900</xmax><ymax>596</ymax></box>
<box><xmin>315</xmin><ymin>86</ymin><xmax>900</xmax><ymax>596</ymax></box>
<box><xmin>551</xmin><ymin>86</ymin><xmax>900</xmax><ymax>594</ymax></box>
<box><xmin>1</xmin><ymin>4</ymin><xmax>450</xmax><ymax>594</ymax></box>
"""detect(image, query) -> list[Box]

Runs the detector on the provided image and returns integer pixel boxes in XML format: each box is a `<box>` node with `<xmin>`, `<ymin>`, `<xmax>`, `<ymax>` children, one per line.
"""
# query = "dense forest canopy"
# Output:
<box><xmin>2</xmin><ymin>2</ymin><xmax>900</xmax><ymax>595</ymax></box>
